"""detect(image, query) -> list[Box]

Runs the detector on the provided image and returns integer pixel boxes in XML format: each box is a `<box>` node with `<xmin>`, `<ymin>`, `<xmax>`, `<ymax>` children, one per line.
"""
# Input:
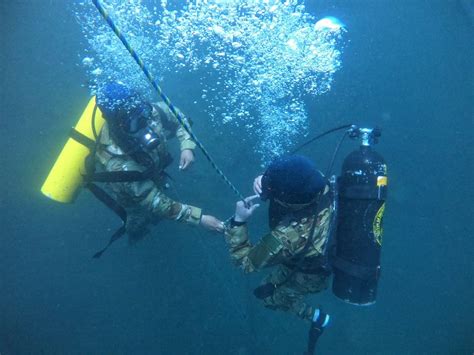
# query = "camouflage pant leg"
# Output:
<box><xmin>262</xmin><ymin>265</ymin><xmax>329</xmax><ymax>321</ymax></box>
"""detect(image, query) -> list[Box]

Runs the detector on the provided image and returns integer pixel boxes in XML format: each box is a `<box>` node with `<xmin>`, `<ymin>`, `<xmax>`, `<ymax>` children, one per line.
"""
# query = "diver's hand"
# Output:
<box><xmin>234</xmin><ymin>195</ymin><xmax>260</xmax><ymax>222</ymax></box>
<box><xmin>253</xmin><ymin>175</ymin><xmax>263</xmax><ymax>195</ymax></box>
<box><xmin>179</xmin><ymin>149</ymin><xmax>195</xmax><ymax>170</ymax></box>
<box><xmin>200</xmin><ymin>215</ymin><xmax>225</xmax><ymax>233</ymax></box>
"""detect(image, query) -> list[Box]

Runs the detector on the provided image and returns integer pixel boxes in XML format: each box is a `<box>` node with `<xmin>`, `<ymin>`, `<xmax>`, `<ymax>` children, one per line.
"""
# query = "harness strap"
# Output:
<box><xmin>68</xmin><ymin>105</ymin><xmax>135</xmax><ymax>258</ymax></box>
<box><xmin>92</xmin><ymin>225</ymin><xmax>127</xmax><ymax>259</ymax></box>
<box><xmin>86</xmin><ymin>169</ymin><xmax>153</xmax><ymax>183</ymax></box>
<box><xmin>86</xmin><ymin>182</ymin><xmax>128</xmax><ymax>258</ymax></box>
<box><xmin>86</xmin><ymin>182</ymin><xmax>127</xmax><ymax>222</ymax></box>
<box><xmin>69</xmin><ymin>128</ymin><xmax>96</xmax><ymax>150</ymax></box>
<box><xmin>71</xmin><ymin>104</ymin><xmax>164</xmax><ymax>257</ymax></box>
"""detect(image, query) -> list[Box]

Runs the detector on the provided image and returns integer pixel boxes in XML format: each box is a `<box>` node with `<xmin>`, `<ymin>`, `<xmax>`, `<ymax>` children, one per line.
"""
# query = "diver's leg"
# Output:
<box><xmin>262</xmin><ymin>265</ymin><xmax>329</xmax><ymax>321</ymax></box>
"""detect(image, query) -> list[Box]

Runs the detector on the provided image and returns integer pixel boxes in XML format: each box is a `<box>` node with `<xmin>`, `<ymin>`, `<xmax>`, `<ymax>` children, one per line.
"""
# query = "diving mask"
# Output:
<box><xmin>121</xmin><ymin>104</ymin><xmax>160</xmax><ymax>150</ymax></box>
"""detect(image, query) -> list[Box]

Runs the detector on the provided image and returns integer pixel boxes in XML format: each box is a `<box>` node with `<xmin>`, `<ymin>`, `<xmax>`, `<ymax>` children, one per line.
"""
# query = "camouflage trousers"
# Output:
<box><xmin>260</xmin><ymin>265</ymin><xmax>329</xmax><ymax>321</ymax></box>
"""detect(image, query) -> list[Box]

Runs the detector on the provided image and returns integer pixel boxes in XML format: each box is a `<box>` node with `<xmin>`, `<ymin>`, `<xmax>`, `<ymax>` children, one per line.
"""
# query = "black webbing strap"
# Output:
<box><xmin>331</xmin><ymin>256</ymin><xmax>380</xmax><ymax>280</ymax></box>
<box><xmin>71</xmin><ymin>105</ymin><xmax>131</xmax><ymax>258</ymax></box>
<box><xmin>86</xmin><ymin>182</ymin><xmax>127</xmax><ymax>221</ymax></box>
<box><xmin>86</xmin><ymin>169</ymin><xmax>153</xmax><ymax>183</ymax></box>
<box><xmin>86</xmin><ymin>182</ymin><xmax>128</xmax><ymax>258</ymax></box>
<box><xmin>92</xmin><ymin>225</ymin><xmax>127</xmax><ymax>259</ymax></box>
<box><xmin>69</xmin><ymin>128</ymin><xmax>96</xmax><ymax>150</ymax></box>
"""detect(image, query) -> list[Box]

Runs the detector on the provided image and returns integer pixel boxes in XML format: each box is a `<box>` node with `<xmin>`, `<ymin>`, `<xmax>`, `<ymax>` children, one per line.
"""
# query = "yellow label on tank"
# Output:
<box><xmin>373</xmin><ymin>203</ymin><xmax>385</xmax><ymax>246</ymax></box>
<box><xmin>377</xmin><ymin>176</ymin><xmax>388</xmax><ymax>186</ymax></box>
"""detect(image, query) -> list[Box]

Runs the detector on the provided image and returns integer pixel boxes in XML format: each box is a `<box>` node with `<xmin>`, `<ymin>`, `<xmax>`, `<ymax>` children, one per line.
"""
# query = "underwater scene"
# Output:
<box><xmin>1</xmin><ymin>0</ymin><xmax>473</xmax><ymax>354</ymax></box>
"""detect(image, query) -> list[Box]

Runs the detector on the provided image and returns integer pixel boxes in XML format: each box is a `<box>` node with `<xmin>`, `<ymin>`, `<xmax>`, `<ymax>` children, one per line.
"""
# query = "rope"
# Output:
<box><xmin>168</xmin><ymin>182</ymin><xmax>250</xmax><ymax>324</ymax></box>
<box><xmin>92</xmin><ymin>0</ymin><xmax>245</xmax><ymax>201</ymax></box>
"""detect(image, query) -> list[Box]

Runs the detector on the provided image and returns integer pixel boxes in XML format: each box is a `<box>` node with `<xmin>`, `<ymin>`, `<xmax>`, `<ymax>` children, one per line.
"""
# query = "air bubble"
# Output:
<box><xmin>75</xmin><ymin>0</ymin><xmax>345</xmax><ymax>164</ymax></box>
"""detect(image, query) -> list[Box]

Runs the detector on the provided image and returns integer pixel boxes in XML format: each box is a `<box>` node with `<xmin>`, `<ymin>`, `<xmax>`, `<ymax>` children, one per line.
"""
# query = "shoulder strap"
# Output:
<box><xmin>67</xmin><ymin>105</ymin><xmax>131</xmax><ymax>258</ymax></box>
<box><xmin>68</xmin><ymin>106</ymin><xmax>128</xmax><ymax>258</ymax></box>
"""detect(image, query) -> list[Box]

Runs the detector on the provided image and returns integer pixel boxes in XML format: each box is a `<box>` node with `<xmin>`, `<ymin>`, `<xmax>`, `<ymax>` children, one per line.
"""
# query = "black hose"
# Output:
<box><xmin>291</xmin><ymin>124</ymin><xmax>352</xmax><ymax>155</ymax></box>
<box><xmin>325</xmin><ymin>130</ymin><xmax>349</xmax><ymax>178</ymax></box>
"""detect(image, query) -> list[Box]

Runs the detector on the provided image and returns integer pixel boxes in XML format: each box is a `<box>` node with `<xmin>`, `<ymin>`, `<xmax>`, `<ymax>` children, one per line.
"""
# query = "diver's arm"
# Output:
<box><xmin>154</xmin><ymin>101</ymin><xmax>196</xmax><ymax>151</ymax></box>
<box><xmin>147</xmin><ymin>190</ymin><xmax>223</xmax><ymax>231</ymax></box>
<box><xmin>225</xmin><ymin>195</ymin><xmax>286</xmax><ymax>273</ymax></box>
<box><xmin>225</xmin><ymin>223</ymin><xmax>286</xmax><ymax>273</ymax></box>
<box><xmin>106</xmin><ymin>157</ymin><xmax>202</xmax><ymax>225</ymax></box>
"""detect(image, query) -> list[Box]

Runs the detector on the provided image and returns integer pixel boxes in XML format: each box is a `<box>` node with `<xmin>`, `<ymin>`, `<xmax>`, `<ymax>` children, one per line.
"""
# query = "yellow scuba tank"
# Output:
<box><xmin>41</xmin><ymin>96</ymin><xmax>105</xmax><ymax>203</ymax></box>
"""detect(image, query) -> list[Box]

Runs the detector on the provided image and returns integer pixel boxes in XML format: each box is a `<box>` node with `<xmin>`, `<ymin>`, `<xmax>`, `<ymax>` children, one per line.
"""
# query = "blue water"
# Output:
<box><xmin>1</xmin><ymin>1</ymin><xmax>473</xmax><ymax>354</ymax></box>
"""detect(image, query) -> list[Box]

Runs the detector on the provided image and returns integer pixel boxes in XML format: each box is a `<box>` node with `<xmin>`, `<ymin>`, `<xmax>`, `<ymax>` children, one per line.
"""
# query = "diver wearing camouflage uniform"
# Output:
<box><xmin>225</xmin><ymin>155</ymin><xmax>333</xmax><ymax>321</ymax></box>
<box><xmin>95</xmin><ymin>82</ymin><xmax>222</xmax><ymax>241</ymax></box>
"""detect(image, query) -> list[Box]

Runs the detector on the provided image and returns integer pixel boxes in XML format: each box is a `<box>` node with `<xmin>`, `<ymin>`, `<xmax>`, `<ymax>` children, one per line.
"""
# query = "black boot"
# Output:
<box><xmin>304</xmin><ymin>308</ymin><xmax>330</xmax><ymax>355</ymax></box>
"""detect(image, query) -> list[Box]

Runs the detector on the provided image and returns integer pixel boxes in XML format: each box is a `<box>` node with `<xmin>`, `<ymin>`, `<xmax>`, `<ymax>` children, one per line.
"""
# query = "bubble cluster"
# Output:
<box><xmin>74</xmin><ymin>0</ymin><xmax>162</xmax><ymax>100</ymax></box>
<box><xmin>75</xmin><ymin>0</ymin><xmax>345</xmax><ymax>163</ymax></box>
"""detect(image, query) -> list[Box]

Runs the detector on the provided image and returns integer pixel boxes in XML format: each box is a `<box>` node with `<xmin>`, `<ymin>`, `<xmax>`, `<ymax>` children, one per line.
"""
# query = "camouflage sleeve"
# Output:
<box><xmin>154</xmin><ymin>102</ymin><xmax>196</xmax><ymax>151</ymax></box>
<box><xmin>224</xmin><ymin>185</ymin><xmax>334</xmax><ymax>273</ymax></box>
<box><xmin>224</xmin><ymin>224</ymin><xmax>287</xmax><ymax>273</ymax></box>
<box><xmin>148</xmin><ymin>188</ymin><xmax>202</xmax><ymax>226</ymax></box>
<box><xmin>105</xmin><ymin>157</ymin><xmax>202</xmax><ymax>226</ymax></box>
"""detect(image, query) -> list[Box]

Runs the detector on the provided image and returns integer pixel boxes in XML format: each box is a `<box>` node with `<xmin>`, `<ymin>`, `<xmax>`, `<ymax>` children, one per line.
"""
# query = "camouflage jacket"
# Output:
<box><xmin>94</xmin><ymin>102</ymin><xmax>201</xmax><ymax>227</ymax></box>
<box><xmin>225</xmin><ymin>185</ymin><xmax>333</xmax><ymax>273</ymax></box>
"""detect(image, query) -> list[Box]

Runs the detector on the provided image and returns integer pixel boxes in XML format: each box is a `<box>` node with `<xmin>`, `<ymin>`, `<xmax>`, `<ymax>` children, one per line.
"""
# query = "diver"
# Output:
<box><xmin>91</xmin><ymin>81</ymin><xmax>223</xmax><ymax>247</ymax></box>
<box><xmin>224</xmin><ymin>155</ymin><xmax>332</xmax><ymax>334</ymax></box>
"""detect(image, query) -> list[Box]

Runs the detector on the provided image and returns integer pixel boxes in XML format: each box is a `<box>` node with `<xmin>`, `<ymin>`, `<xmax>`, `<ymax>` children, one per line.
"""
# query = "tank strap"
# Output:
<box><xmin>70</xmin><ymin>123</ymin><xmax>154</xmax><ymax>184</ymax></box>
<box><xmin>69</xmin><ymin>128</ymin><xmax>96</xmax><ymax>150</ymax></box>
<box><xmin>331</xmin><ymin>256</ymin><xmax>381</xmax><ymax>280</ymax></box>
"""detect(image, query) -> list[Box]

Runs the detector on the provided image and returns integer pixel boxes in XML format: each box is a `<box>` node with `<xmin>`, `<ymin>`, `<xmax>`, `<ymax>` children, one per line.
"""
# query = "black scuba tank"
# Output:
<box><xmin>332</xmin><ymin>127</ymin><xmax>387</xmax><ymax>305</ymax></box>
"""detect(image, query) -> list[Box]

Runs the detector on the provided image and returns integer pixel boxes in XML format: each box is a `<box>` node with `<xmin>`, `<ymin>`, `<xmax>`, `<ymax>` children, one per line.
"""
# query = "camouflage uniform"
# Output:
<box><xmin>95</xmin><ymin>102</ymin><xmax>202</xmax><ymax>240</ymax></box>
<box><xmin>225</xmin><ymin>186</ymin><xmax>333</xmax><ymax>321</ymax></box>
